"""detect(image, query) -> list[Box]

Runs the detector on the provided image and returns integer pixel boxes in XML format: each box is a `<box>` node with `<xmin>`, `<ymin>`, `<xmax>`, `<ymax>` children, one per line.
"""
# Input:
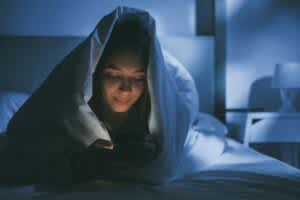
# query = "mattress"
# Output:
<box><xmin>0</xmin><ymin>138</ymin><xmax>299</xmax><ymax>200</ymax></box>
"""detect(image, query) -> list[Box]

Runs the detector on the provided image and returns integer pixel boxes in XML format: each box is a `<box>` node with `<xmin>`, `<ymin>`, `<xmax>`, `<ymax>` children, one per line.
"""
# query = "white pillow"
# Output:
<box><xmin>0</xmin><ymin>91</ymin><xmax>30</xmax><ymax>134</ymax></box>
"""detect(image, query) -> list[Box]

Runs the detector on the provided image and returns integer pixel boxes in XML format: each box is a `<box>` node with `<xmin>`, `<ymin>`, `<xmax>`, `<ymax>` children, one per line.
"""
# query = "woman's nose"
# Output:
<box><xmin>119</xmin><ymin>78</ymin><xmax>132</xmax><ymax>91</ymax></box>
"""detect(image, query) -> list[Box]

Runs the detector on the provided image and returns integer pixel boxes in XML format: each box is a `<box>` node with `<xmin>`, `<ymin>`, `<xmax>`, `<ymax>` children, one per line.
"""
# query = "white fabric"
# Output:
<box><xmin>202</xmin><ymin>139</ymin><xmax>300</xmax><ymax>179</ymax></box>
<box><xmin>92</xmin><ymin>7</ymin><xmax>226</xmax><ymax>183</ymax></box>
<box><xmin>5</xmin><ymin>7</ymin><xmax>226</xmax><ymax>184</ymax></box>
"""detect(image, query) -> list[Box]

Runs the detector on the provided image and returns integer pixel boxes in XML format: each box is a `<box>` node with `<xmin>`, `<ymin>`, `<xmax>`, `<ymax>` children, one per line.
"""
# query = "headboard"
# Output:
<box><xmin>0</xmin><ymin>35</ymin><xmax>215</xmax><ymax>114</ymax></box>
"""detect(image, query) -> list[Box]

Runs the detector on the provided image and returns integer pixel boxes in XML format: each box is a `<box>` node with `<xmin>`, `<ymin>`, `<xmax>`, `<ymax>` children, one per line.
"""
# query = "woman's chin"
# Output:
<box><xmin>111</xmin><ymin>105</ymin><xmax>130</xmax><ymax>113</ymax></box>
<box><xmin>111</xmin><ymin>100</ymin><xmax>131</xmax><ymax>112</ymax></box>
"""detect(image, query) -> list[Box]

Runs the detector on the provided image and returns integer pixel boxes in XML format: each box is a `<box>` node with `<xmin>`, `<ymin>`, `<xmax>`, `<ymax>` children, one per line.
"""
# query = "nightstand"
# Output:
<box><xmin>244</xmin><ymin>112</ymin><xmax>300</xmax><ymax>167</ymax></box>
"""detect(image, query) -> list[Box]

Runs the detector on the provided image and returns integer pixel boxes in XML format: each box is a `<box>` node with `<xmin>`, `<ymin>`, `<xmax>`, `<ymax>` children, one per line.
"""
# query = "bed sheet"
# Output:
<box><xmin>201</xmin><ymin>138</ymin><xmax>300</xmax><ymax>179</ymax></box>
<box><xmin>0</xmin><ymin>138</ymin><xmax>299</xmax><ymax>200</ymax></box>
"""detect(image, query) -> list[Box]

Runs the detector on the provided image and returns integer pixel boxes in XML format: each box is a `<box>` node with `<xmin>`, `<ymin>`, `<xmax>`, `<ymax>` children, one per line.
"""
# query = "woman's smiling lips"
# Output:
<box><xmin>114</xmin><ymin>97</ymin><xmax>130</xmax><ymax>104</ymax></box>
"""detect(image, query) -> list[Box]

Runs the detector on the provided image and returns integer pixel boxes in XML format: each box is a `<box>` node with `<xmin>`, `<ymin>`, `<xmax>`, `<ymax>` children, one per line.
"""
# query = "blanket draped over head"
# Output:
<box><xmin>3</xmin><ymin>7</ymin><xmax>226</xmax><ymax>184</ymax></box>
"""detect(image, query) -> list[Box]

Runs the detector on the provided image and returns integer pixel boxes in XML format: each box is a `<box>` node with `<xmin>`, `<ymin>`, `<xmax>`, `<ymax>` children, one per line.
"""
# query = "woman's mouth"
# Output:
<box><xmin>114</xmin><ymin>97</ymin><xmax>130</xmax><ymax>105</ymax></box>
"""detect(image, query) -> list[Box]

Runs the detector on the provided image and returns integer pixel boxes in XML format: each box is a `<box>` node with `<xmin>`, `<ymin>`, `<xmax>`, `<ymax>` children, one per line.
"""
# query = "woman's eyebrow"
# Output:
<box><xmin>105</xmin><ymin>65</ymin><xmax>121</xmax><ymax>71</ymax></box>
<box><xmin>104</xmin><ymin>65</ymin><xmax>145</xmax><ymax>73</ymax></box>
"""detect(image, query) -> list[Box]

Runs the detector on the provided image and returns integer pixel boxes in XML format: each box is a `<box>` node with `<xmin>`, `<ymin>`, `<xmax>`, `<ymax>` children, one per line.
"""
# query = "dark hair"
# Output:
<box><xmin>92</xmin><ymin>17</ymin><xmax>151</xmax><ymax>134</ymax></box>
<box><xmin>101</xmin><ymin>18</ymin><xmax>150</xmax><ymax>68</ymax></box>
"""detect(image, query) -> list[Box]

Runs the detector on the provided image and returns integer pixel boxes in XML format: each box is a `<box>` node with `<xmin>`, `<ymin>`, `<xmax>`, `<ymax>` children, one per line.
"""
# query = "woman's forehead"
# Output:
<box><xmin>105</xmin><ymin>64</ymin><xmax>145</xmax><ymax>73</ymax></box>
<box><xmin>103</xmin><ymin>50</ymin><xmax>146</xmax><ymax>72</ymax></box>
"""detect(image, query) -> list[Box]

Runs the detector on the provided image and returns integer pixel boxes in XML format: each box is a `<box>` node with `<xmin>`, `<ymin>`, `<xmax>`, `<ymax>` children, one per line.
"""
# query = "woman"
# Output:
<box><xmin>70</xmin><ymin>19</ymin><xmax>161</xmax><ymax>181</ymax></box>
<box><xmin>0</xmin><ymin>14</ymin><xmax>159</xmax><ymax>185</ymax></box>
<box><xmin>89</xmin><ymin>18</ymin><xmax>151</xmax><ymax>146</ymax></box>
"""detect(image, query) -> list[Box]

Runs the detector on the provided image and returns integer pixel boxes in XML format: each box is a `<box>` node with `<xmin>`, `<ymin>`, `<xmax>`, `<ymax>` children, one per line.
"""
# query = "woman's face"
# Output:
<box><xmin>100</xmin><ymin>50</ymin><xmax>146</xmax><ymax>113</ymax></box>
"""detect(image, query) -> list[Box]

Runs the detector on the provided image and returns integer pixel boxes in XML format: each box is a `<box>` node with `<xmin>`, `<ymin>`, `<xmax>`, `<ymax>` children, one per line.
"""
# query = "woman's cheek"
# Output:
<box><xmin>101</xmin><ymin>82</ymin><xmax>116</xmax><ymax>103</ymax></box>
<box><xmin>103</xmin><ymin>81</ymin><xmax>117</xmax><ymax>92</ymax></box>
<box><xmin>134</xmin><ymin>84</ymin><xmax>145</xmax><ymax>99</ymax></box>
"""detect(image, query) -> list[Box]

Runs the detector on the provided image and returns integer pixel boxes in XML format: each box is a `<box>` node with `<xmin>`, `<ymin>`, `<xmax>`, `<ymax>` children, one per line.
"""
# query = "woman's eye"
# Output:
<box><xmin>103</xmin><ymin>73</ymin><xmax>122</xmax><ymax>81</ymax></box>
<box><xmin>132</xmin><ymin>77</ymin><xmax>146</xmax><ymax>82</ymax></box>
<box><xmin>102</xmin><ymin>73</ymin><xmax>146</xmax><ymax>85</ymax></box>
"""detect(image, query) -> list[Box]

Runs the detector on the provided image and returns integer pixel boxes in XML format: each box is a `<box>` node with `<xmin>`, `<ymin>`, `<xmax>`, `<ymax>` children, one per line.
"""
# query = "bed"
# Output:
<box><xmin>0</xmin><ymin>35</ymin><xmax>300</xmax><ymax>199</ymax></box>
<box><xmin>0</xmin><ymin>139</ymin><xmax>299</xmax><ymax>199</ymax></box>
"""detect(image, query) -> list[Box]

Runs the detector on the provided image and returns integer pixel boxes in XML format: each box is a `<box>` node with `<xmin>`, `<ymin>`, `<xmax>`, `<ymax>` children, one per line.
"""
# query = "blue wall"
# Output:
<box><xmin>226</xmin><ymin>0</ymin><xmax>300</xmax><ymax>109</ymax></box>
<box><xmin>0</xmin><ymin>0</ymin><xmax>195</xmax><ymax>36</ymax></box>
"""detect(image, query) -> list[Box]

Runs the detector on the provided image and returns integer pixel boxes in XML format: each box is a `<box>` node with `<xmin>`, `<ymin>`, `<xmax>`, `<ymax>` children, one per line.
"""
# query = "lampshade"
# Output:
<box><xmin>272</xmin><ymin>62</ymin><xmax>300</xmax><ymax>88</ymax></box>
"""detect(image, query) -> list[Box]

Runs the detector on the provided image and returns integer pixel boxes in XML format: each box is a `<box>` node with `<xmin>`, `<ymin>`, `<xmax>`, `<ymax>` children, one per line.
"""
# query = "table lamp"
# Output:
<box><xmin>272</xmin><ymin>62</ymin><xmax>300</xmax><ymax>112</ymax></box>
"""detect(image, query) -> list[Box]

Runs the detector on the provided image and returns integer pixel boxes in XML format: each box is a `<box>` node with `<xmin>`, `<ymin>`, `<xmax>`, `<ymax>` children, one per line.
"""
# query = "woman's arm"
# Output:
<box><xmin>70</xmin><ymin>133</ymin><xmax>161</xmax><ymax>181</ymax></box>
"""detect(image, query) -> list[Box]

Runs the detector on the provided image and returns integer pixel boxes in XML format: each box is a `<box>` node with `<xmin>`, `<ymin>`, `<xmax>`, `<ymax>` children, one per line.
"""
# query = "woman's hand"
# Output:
<box><xmin>70</xmin><ymin>134</ymin><xmax>161</xmax><ymax>181</ymax></box>
<box><xmin>91</xmin><ymin>139</ymin><xmax>114</xmax><ymax>150</ymax></box>
<box><xmin>113</xmin><ymin>133</ymin><xmax>161</xmax><ymax>167</ymax></box>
